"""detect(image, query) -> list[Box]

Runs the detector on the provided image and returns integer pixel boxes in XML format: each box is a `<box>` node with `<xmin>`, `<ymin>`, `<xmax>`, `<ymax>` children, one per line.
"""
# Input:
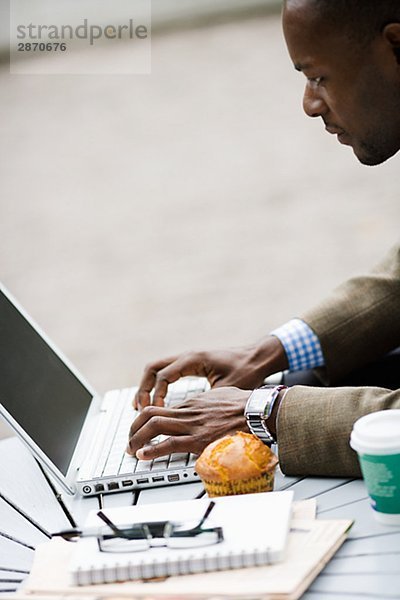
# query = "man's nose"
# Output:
<box><xmin>303</xmin><ymin>82</ymin><xmax>328</xmax><ymax>118</ymax></box>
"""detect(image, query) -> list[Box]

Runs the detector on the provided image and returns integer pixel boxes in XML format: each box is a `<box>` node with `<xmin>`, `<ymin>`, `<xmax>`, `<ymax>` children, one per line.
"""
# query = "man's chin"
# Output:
<box><xmin>355</xmin><ymin>152</ymin><xmax>382</xmax><ymax>166</ymax></box>
<box><xmin>353</xmin><ymin>146</ymin><xmax>389</xmax><ymax>167</ymax></box>
<box><xmin>353</xmin><ymin>141</ymin><xmax>400</xmax><ymax>166</ymax></box>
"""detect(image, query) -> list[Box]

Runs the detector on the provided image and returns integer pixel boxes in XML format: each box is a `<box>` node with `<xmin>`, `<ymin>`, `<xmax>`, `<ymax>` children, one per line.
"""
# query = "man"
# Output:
<box><xmin>127</xmin><ymin>0</ymin><xmax>400</xmax><ymax>477</ymax></box>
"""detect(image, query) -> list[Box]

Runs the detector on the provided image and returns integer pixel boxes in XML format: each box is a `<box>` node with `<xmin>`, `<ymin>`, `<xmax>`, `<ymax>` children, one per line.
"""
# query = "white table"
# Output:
<box><xmin>1</xmin><ymin>436</ymin><xmax>400</xmax><ymax>600</ymax></box>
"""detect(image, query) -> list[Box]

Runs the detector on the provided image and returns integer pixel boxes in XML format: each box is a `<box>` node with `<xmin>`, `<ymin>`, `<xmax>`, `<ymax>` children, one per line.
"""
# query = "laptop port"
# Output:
<box><xmin>152</xmin><ymin>476</ymin><xmax>165</xmax><ymax>483</ymax></box>
<box><xmin>82</xmin><ymin>485</ymin><xmax>92</xmax><ymax>494</ymax></box>
<box><xmin>122</xmin><ymin>480</ymin><xmax>133</xmax><ymax>487</ymax></box>
<box><xmin>167</xmin><ymin>474</ymin><xmax>180</xmax><ymax>482</ymax></box>
<box><xmin>107</xmin><ymin>482</ymin><xmax>119</xmax><ymax>491</ymax></box>
<box><xmin>136</xmin><ymin>478</ymin><xmax>149</xmax><ymax>484</ymax></box>
<box><xmin>95</xmin><ymin>483</ymin><xmax>105</xmax><ymax>492</ymax></box>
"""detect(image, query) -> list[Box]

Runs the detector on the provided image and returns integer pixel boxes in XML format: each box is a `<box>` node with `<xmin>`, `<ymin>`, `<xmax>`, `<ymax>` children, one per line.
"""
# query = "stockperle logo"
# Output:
<box><xmin>10</xmin><ymin>0</ymin><xmax>151</xmax><ymax>75</ymax></box>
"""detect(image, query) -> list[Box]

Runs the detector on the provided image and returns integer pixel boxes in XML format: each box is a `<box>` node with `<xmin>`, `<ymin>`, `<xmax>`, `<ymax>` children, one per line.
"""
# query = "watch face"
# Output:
<box><xmin>245</xmin><ymin>389</ymin><xmax>277</xmax><ymax>445</ymax></box>
<box><xmin>246</xmin><ymin>389</ymin><xmax>270</xmax><ymax>414</ymax></box>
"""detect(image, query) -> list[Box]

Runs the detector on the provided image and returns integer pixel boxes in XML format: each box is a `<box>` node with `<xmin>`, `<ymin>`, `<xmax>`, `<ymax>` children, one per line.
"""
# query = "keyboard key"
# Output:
<box><xmin>151</xmin><ymin>459</ymin><xmax>169</xmax><ymax>471</ymax></box>
<box><xmin>168</xmin><ymin>453</ymin><xmax>189</xmax><ymax>467</ymax></box>
<box><xmin>188</xmin><ymin>453</ymin><xmax>198</xmax><ymax>466</ymax></box>
<box><xmin>166</xmin><ymin>393</ymin><xmax>185</xmax><ymax>406</ymax></box>
<box><xmin>188</xmin><ymin>378</ymin><xmax>208</xmax><ymax>393</ymax></box>
<box><xmin>102</xmin><ymin>463</ymin><xmax>121</xmax><ymax>477</ymax></box>
<box><xmin>153</xmin><ymin>453</ymin><xmax>169</xmax><ymax>462</ymax></box>
<box><xmin>102</xmin><ymin>453</ymin><xmax>125</xmax><ymax>476</ymax></box>
<box><xmin>118</xmin><ymin>456</ymin><xmax>138</xmax><ymax>475</ymax></box>
<box><xmin>135</xmin><ymin>460</ymin><xmax>153</xmax><ymax>473</ymax></box>
<box><xmin>157</xmin><ymin>434</ymin><xmax>170</xmax><ymax>444</ymax></box>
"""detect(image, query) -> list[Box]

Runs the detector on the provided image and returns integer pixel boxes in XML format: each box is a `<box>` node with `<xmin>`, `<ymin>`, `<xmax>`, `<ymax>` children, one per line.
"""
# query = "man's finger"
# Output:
<box><xmin>152</xmin><ymin>354</ymin><xmax>208</xmax><ymax>405</ymax></box>
<box><xmin>127</xmin><ymin>414</ymin><xmax>188</xmax><ymax>456</ymax></box>
<box><xmin>136</xmin><ymin>435</ymin><xmax>194</xmax><ymax>460</ymax></box>
<box><xmin>134</xmin><ymin>356</ymin><xmax>178</xmax><ymax>409</ymax></box>
<box><xmin>128</xmin><ymin>405</ymin><xmax>175</xmax><ymax>440</ymax></box>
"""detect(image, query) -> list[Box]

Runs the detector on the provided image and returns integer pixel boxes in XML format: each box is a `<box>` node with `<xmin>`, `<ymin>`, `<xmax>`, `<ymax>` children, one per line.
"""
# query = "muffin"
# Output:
<box><xmin>195</xmin><ymin>431</ymin><xmax>278</xmax><ymax>497</ymax></box>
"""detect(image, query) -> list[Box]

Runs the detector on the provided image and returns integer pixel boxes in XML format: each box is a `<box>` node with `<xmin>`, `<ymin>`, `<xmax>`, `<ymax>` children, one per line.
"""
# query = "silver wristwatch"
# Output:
<box><xmin>244</xmin><ymin>385</ymin><xmax>287</xmax><ymax>445</ymax></box>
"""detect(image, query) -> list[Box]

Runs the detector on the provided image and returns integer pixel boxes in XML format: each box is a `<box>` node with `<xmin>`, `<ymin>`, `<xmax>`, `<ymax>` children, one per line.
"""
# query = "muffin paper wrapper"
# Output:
<box><xmin>203</xmin><ymin>471</ymin><xmax>275</xmax><ymax>497</ymax></box>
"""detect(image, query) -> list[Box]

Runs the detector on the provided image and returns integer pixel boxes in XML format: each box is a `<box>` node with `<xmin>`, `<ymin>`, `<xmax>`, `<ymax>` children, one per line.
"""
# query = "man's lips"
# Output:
<box><xmin>325</xmin><ymin>125</ymin><xmax>345</xmax><ymax>135</ymax></box>
<box><xmin>325</xmin><ymin>125</ymin><xmax>351</xmax><ymax>145</ymax></box>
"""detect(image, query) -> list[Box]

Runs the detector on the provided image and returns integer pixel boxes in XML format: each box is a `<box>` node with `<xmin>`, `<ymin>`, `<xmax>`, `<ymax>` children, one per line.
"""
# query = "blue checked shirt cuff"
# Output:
<box><xmin>270</xmin><ymin>319</ymin><xmax>325</xmax><ymax>372</ymax></box>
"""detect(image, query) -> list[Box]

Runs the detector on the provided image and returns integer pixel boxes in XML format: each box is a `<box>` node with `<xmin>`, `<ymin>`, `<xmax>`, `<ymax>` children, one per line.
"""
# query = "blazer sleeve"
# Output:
<box><xmin>300</xmin><ymin>244</ymin><xmax>400</xmax><ymax>385</ymax></box>
<box><xmin>277</xmin><ymin>385</ymin><xmax>400</xmax><ymax>477</ymax></box>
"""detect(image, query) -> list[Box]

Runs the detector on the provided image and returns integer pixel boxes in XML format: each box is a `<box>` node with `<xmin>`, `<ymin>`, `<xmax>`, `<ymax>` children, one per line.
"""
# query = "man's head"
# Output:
<box><xmin>283</xmin><ymin>0</ymin><xmax>400</xmax><ymax>165</ymax></box>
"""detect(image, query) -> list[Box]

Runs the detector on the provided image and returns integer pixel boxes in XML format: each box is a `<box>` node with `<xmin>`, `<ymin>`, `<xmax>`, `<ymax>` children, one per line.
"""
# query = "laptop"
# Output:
<box><xmin>0</xmin><ymin>284</ymin><xmax>209</xmax><ymax>497</ymax></box>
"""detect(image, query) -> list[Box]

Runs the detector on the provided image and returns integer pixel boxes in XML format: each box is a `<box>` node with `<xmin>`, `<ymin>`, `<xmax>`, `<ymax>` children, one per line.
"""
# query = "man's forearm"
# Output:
<box><xmin>276</xmin><ymin>385</ymin><xmax>400</xmax><ymax>477</ymax></box>
<box><xmin>301</xmin><ymin>244</ymin><xmax>400</xmax><ymax>385</ymax></box>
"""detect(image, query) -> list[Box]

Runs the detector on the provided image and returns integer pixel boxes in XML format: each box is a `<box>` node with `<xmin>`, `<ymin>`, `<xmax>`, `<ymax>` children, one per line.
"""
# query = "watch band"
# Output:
<box><xmin>245</xmin><ymin>385</ymin><xmax>287</xmax><ymax>445</ymax></box>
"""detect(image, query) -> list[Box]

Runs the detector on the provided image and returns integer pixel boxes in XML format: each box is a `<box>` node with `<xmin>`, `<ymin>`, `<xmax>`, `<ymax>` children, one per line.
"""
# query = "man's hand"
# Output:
<box><xmin>134</xmin><ymin>335</ymin><xmax>288</xmax><ymax>409</ymax></box>
<box><xmin>127</xmin><ymin>387</ymin><xmax>251</xmax><ymax>460</ymax></box>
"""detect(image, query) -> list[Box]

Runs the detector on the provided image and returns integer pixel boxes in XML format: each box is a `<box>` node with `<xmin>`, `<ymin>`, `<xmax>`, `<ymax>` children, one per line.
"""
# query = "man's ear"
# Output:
<box><xmin>382</xmin><ymin>23</ymin><xmax>400</xmax><ymax>64</ymax></box>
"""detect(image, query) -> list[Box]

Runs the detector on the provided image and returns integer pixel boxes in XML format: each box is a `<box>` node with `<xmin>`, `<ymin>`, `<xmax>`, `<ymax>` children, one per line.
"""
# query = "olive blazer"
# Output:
<box><xmin>277</xmin><ymin>244</ymin><xmax>400</xmax><ymax>477</ymax></box>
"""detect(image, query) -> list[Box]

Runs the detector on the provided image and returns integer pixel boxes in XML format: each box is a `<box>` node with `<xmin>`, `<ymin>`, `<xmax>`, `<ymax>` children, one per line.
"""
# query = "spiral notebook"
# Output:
<box><xmin>69</xmin><ymin>491</ymin><xmax>293</xmax><ymax>584</ymax></box>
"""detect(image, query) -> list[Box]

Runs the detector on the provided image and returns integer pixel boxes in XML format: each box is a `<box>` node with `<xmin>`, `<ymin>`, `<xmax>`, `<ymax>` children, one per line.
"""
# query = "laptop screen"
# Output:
<box><xmin>0</xmin><ymin>290</ymin><xmax>93</xmax><ymax>475</ymax></box>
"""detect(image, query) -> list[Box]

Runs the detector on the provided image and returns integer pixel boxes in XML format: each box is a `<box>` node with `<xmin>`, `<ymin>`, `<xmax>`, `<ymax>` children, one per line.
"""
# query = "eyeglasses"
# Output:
<box><xmin>52</xmin><ymin>501</ymin><xmax>223</xmax><ymax>554</ymax></box>
<box><xmin>97</xmin><ymin>501</ymin><xmax>223</xmax><ymax>553</ymax></box>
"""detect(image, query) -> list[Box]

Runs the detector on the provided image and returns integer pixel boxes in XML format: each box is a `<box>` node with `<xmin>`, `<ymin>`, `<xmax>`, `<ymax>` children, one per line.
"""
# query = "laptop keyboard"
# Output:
<box><xmin>92</xmin><ymin>377</ymin><xmax>208</xmax><ymax>479</ymax></box>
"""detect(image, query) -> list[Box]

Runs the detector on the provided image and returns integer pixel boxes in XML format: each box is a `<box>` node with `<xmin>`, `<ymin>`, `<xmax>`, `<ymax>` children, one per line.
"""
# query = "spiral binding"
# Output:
<box><xmin>73</xmin><ymin>546</ymin><xmax>272</xmax><ymax>585</ymax></box>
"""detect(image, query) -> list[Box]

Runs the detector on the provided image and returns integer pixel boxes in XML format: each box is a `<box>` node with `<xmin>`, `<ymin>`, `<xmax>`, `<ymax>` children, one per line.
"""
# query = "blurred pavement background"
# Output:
<box><xmin>1</xmin><ymin>1</ymin><xmax>399</xmax><ymax>438</ymax></box>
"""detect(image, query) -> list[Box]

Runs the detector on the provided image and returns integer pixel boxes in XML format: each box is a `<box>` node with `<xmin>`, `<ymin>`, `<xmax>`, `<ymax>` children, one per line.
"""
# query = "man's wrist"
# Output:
<box><xmin>247</xmin><ymin>335</ymin><xmax>289</xmax><ymax>383</ymax></box>
<box><xmin>245</xmin><ymin>385</ymin><xmax>288</xmax><ymax>445</ymax></box>
<box><xmin>265</xmin><ymin>387</ymin><xmax>289</xmax><ymax>440</ymax></box>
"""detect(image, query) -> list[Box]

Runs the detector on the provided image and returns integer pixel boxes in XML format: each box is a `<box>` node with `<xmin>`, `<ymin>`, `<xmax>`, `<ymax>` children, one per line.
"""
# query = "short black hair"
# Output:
<box><xmin>285</xmin><ymin>0</ymin><xmax>400</xmax><ymax>44</ymax></box>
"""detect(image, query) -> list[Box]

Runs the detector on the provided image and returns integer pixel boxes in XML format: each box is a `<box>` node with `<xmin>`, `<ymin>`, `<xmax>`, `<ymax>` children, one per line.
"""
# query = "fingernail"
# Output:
<box><xmin>136</xmin><ymin>449</ymin><xmax>145</xmax><ymax>460</ymax></box>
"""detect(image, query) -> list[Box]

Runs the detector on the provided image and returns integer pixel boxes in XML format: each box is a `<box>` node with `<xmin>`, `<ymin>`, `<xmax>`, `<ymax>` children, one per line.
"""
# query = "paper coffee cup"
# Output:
<box><xmin>350</xmin><ymin>410</ymin><xmax>400</xmax><ymax>525</ymax></box>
